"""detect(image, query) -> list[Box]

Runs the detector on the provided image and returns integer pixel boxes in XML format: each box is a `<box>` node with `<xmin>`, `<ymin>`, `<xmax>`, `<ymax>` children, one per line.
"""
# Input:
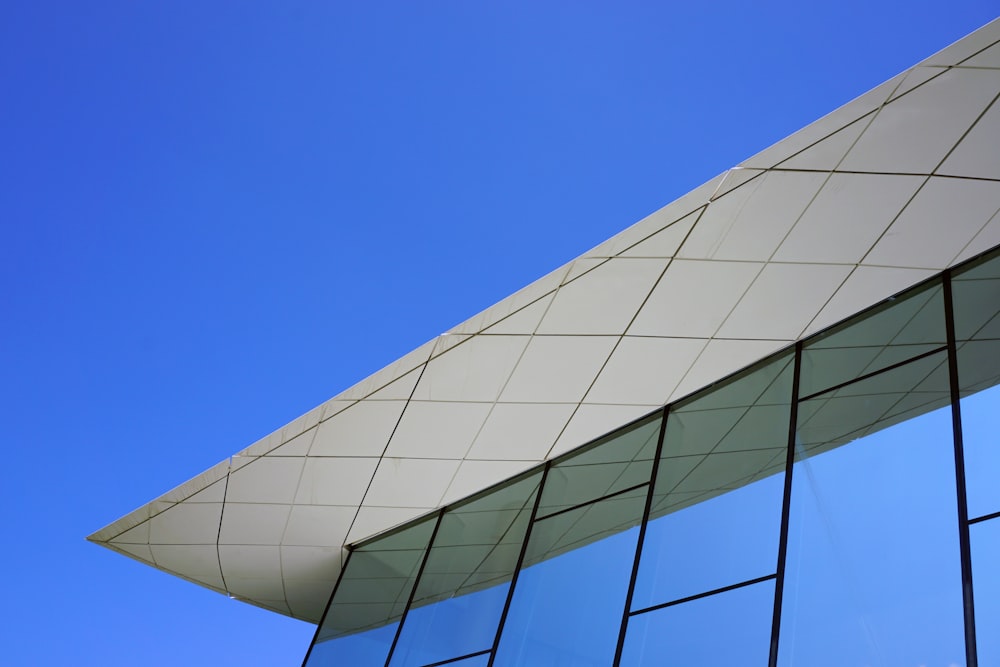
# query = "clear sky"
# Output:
<box><xmin>1</xmin><ymin>2</ymin><xmax>996</xmax><ymax>665</ymax></box>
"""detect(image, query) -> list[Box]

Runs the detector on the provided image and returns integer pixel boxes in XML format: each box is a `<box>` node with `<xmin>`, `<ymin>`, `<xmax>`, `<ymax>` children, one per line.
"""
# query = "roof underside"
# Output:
<box><xmin>90</xmin><ymin>19</ymin><xmax>1000</xmax><ymax>623</ymax></box>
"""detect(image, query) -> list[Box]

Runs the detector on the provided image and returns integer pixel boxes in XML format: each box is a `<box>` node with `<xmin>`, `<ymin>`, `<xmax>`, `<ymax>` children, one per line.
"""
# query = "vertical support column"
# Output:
<box><xmin>943</xmin><ymin>270</ymin><xmax>979</xmax><ymax>667</ymax></box>
<box><xmin>767</xmin><ymin>340</ymin><xmax>802</xmax><ymax>667</ymax></box>
<box><xmin>612</xmin><ymin>406</ymin><xmax>669</xmax><ymax>666</ymax></box>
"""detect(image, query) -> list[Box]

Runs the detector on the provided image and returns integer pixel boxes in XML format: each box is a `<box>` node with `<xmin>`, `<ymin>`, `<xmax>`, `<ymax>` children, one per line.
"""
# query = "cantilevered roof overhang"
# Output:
<box><xmin>90</xmin><ymin>18</ymin><xmax>1000</xmax><ymax>623</ymax></box>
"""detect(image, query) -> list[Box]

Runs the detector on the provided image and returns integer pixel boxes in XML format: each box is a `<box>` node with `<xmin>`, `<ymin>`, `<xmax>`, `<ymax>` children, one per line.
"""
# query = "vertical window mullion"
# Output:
<box><xmin>612</xmin><ymin>406</ymin><xmax>670</xmax><ymax>667</ymax></box>
<box><xmin>943</xmin><ymin>269</ymin><xmax>979</xmax><ymax>667</ymax></box>
<box><xmin>300</xmin><ymin>547</ymin><xmax>356</xmax><ymax>667</ymax></box>
<box><xmin>486</xmin><ymin>461</ymin><xmax>551</xmax><ymax>667</ymax></box>
<box><xmin>384</xmin><ymin>509</ymin><xmax>446</xmax><ymax>667</ymax></box>
<box><xmin>767</xmin><ymin>340</ymin><xmax>802</xmax><ymax>667</ymax></box>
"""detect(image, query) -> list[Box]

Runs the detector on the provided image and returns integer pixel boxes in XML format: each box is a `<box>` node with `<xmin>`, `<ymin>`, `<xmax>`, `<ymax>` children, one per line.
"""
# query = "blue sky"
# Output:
<box><xmin>1</xmin><ymin>3</ymin><xmax>996</xmax><ymax>665</ymax></box>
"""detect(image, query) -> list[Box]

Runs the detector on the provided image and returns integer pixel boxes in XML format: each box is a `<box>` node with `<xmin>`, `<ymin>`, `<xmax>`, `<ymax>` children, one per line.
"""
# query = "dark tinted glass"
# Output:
<box><xmin>536</xmin><ymin>414</ymin><xmax>659</xmax><ymax>518</ymax></box>
<box><xmin>952</xmin><ymin>250</ymin><xmax>1000</xmax><ymax>519</ymax></box>
<box><xmin>307</xmin><ymin>517</ymin><xmax>436</xmax><ymax>666</ymax></box>
<box><xmin>799</xmin><ymin>279</ymin><xmax>944</xmax><ymax>399</ymax></box>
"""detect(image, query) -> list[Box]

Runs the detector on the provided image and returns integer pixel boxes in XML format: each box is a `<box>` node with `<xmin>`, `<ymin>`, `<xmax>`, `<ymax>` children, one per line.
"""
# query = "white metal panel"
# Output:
<box><xmin>961</xmin><ymin>40</ymin><xmax>1000</xmax><ymax>68</ymax></box>
<box><xmin>466</xmin><ymin>402</ymin><xmax>576</xmax><ymax>461</ymax></box>
<box><xmin>921</xmin><ymin>19</ymin><xmax>1000</xmax><ymax>67</ymax></box>
<box><xmin>629</xmin><ymin>259</ymin><xmax>764</xmax><ymax>338</ymax></box>
<box><xmin>448</xmin><ymin>263</ymin><xmax>570</xmax><ymax>335</ymax></box>
<box><xmin>773</xmin><ymin>173</ymin><xmax>924</xmax><ymax>264</ymax></box>
<box><xmin>148</xmin><ymin>502</ymin><xmax>223</xmax><ymax>544</ymax></box>
<box><xmin>225</xmin><ymin>456</ymin><xmax>304</xmax><ymax>504</ymax></box>
<box><xmin>669</xmin><ymin>338</ymin><xmax>790</xmax><ymax>403</ymax></box>
<box><xmin>293</xmin><ymin>457</ymin><xmax>380</xmax><ymax>506</ymax></box>
<box><xmin>886</xmin><ymin>67</ymin><xmax>945</xmax><ymax>103</ymax></box>
<box><xmin>441</xmin><ymin>459</ymin><xmax>540</xmax><ymax>506</ymax></box>
<box><xmin>219</xmin><ymin>544</ymin><xmax>282</xmax><ymax>579</ymax></box>
<box><xmin>938</xmin><ymin>99</ymin><xmax>1000</xmax><ymax>181</ymax></box>
<box><xmin>346</xmin><ymin>506</ymin><xmax>427</xmax><ymax>544</ymax></box>
<box><xmin>584</xmin><ymin>336</ymin><xmax>707</xmax><ymax>406</ymax></box>
<box><xmin>267</xmin><ymin>428</ymin><xmax>316</xmax><ymax>456</ymax></box>
<box><xmin>149</xmin><ymin>544</ymin><xmax>225</xmax><ymax>588</ymax></box>
<box><xmin>840</xmin><ymin>68</ymin><xmax>1000</xmax><ymax>174</ymax></box>
<box><xmin>549</xmin><ymin>403</ymin><xmax>657</xmax><ymax>458</ymax></box>
<box><xmin>219</xmin><ymin>503</ymin><xmax>292</xmax><ymax>545</ymax></box>
<box><xmin>805</xmin><ymin>265</ymin><xmax>940</xmax><ymax>337</ymax></box>
<box><xmin>718</xmin><ymin>262</ymin><xmax>853</xmax><ymax>340</ymax></box>
<box><xmin>309</xmin><ymin>400</ymin><xmax>408</xmax><ymax>457</ymax></box>
<box><xmin>409</xmin><ymin>334</ymin><xmax>530</xmax><ymax>402</ymax></box>
<box><xmin>537</xmin><ymin>258</ymin><xmax>668</xmax><ymax>335</ymax></box>
<box><xmin>777</xmin><ymin>115</ymin><xmax>871</xmax><ymax>171</ymax></box>
<box><xmin>480</xmin><ymin>293</ymin><xmax>554</xmax><ymax>334</ymax></box>
<box><xmin>363</xmin><ymin>457</ymin><xmax>463</xmax><ymax>509</ymax></box>
<box><xmin>384</xmin><ymin>401</ymin><xmax>492</xmax><ymax>459</ymax></box>
<box><xmin>618</xmin><ymin>209</ymin><xmax>700</xmax><ymax>258</ymax></box>
<box><xmin>581</xmin><ymin>174</ymin><xmax>724</xmax><ymax>258</ymax></box>
<box><xmin>866</xmin><ymin>177</ymin><xmax>1000</xmax><ymax>269</ymax></box>
<box><xmin>499</xmin><ymin>335</ymin><xmax>619</xmax><ymax>403</ymax></box>
<box><xmin>282</xmin><ymin>506</ymin><xmax>355</xmax><ymax>547</ymax></box>
<box><xmin>956</xmin><ymin>210</ymin><xmax>1000</xmax><ymax>264</ymax></box>
<box><xmin>678</xmin><ymin>170</ymin><xmax>828</xmax><ymax>261</ymax></box>
<box><xmin>739</xmin><ymin>72</ymin><xmax>905</xmax><ymax>170</ymax></box>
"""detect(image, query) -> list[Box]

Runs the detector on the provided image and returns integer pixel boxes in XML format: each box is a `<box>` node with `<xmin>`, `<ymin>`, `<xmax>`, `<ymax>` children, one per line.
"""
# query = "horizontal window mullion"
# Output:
<box><xmin>629</xmin><ymin>573</ymin><xmax>777</xmax><ymax>617</ymax></box>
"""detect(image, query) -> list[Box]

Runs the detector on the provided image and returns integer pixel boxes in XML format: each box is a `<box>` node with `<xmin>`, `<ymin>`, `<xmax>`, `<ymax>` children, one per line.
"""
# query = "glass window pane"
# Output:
<box><xmin>952</xmin><ymin>249</ymin><xmax>1000</xmax><ymax>520</ymax></box>
<box><xmin>307</xmin><ymin>623</ymin><xmax>400</xmax><ymax>666</ymax></box>
<box><xmin>795</xmin><ymin>351</ymin><xmax>951</xmax><ymax>459</ymax></box>
<box><xmin>620</xmin><ymin>580</ymin><xmax>774</xmax><ymax>667</ymax></box>
<box><xmin>971</xmin><ymin>517</ymin><xmax>1000</xmax><ymax>667</ymax></box>
<box><xmin>779</xmin><ymin>359</ymin><xmax>965</xmax><ymax>667</ymax></box>
<box><xmin>800</xmin><ymin>279</ymin><xmax>944</xmax><ymax>399</ymax></box>
<box><xmin>389</xmin><ymin>473</ymin><xmax>541</xmax><ymax>667</ymax></box>
<box><xmin>635</xmin><ymin>353</ymin><xmax>791</xmax><ymax>609</ymax></box>
<box><xmin>952</xmin><ymin>248</ymin><xmax>1000</xmax><ymax>346</ymax></box>
<box><xmin>493</xmin><ymin>488</ymin><xmax>647</xmax><ymax>667</ymax></box>
<box><xmin>536</xmin><ymin>413</ymin><xmax>659</xmax><ymax>518</ymax></box>
<box><xmin>306</xmin><ymin>517</ymin><xmax>436</xmax><ymax>666</ymax></box>
<box><xmin>960</xmin><ymin>385</ymin><xmax>1000</xmax><ymax>520</ymax></box>
<box><xmin>427</xmin><ymin>653</ymin><xmax>491</xmax><ymax>667</ymax></box>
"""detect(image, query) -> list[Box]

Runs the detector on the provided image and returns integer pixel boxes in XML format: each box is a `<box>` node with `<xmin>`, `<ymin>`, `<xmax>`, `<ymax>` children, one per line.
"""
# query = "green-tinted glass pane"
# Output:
<box><xmin>636</xmin><ymin>353</ymin><xmax>791</xmax><ymax>608</ymax></box>
<box><xmin>796</xmin><ymin>351</ymin><xmax>951</xmax><ymax>460</ymax></box>
<box><xmin>306</xmin><ymin>517</ymin><xmax>436</xmax><ymax>666</ymax></box>
<box><xmin>952</xmin><ymin>247</ymin><xmax>1000</xmax><ymax>347</ymax></box>
<box><xmin>493</xmin><ymin>488</ymin><xmax>647</xmax><ymax>666</ymax></box>
<box><xmin>536</xmin><ymin>413</ymin><xmax>659</xmax><ymax>518</ymax></box>
<box><xmin>952</xmin><ymin>249</ymin><xmax>1000</xmax><ymax>519</ymax></box>
<box><xmin>780</xmin><ymin>359</ymin><xmax>964</xmax><ymax>667</ymax></box>
<box><xmin>388</xmin><ymin>473</ymin><xmax>541</xmax><ymax>667</ymax></box>
<box><xmin>800</xmin><ymin>279</ymin><xmax>945</xmax><ymax>399</ymax></box>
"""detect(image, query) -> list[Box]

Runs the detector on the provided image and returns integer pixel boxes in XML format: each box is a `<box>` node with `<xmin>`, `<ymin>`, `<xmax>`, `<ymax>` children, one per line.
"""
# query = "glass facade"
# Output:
<box><xmin>303</xmin><ymin>246</ymin><xmax>1000</xmax><ymax>667</ymax></box>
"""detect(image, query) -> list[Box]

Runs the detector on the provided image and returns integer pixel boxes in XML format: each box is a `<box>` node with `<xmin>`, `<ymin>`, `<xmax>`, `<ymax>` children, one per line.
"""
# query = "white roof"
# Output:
<box><xmin>89</xmin><ymin>18</ymin><xmax>1000</xmax><ymax>622</ymax></box>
